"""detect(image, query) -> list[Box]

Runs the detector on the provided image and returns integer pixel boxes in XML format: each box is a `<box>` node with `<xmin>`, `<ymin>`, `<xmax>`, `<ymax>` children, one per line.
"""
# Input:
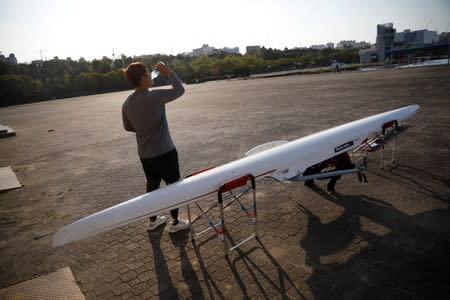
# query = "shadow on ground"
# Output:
<box><xmin>299</xmin><ymin>184</ymin><xmax>450</xmax><ymax>299</ymax></box>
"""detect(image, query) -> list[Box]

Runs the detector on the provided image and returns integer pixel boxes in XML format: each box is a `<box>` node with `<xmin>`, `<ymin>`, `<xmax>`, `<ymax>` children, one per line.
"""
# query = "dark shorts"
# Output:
<box><xmin>140</xmin><ymin>148</ymin><xmax>180</xmax><ymax>193</ymax></box>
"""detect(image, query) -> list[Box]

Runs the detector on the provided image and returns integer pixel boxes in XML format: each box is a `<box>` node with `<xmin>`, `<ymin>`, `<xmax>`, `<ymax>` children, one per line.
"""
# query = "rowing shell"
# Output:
<box><xmin>53</xmin><ymin>104</ymin><xmax>419</xmax><ymax>247</ymax></box>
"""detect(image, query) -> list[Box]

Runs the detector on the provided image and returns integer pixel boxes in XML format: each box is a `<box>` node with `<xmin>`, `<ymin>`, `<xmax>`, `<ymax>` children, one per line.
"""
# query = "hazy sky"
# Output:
<box><xmin>1</xmin><ymin>0</ymin><xmax>449</xmax><ymax>63</ymax></box>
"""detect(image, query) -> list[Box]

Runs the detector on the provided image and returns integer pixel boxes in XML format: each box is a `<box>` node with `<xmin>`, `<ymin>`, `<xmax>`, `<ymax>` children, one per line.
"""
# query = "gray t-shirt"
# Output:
<box><xmin>122</xmin><ymin>72</ymin><xmax>185</xmax><ymax>159</ymax></box>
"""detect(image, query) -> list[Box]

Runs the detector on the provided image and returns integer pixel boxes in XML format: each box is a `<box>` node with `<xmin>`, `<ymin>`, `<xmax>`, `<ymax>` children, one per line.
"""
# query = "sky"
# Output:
<box><xmin>1</xmin><ymin>0</ymin><xmax>449</xmax><ymax>63</ymax></box>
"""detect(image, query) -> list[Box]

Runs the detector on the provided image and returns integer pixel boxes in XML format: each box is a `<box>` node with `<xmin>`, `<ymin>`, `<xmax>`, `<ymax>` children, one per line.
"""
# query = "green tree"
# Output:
<box><xmin>275</xmin><ymin>57</ymin><xmax>295</xmax><ymax>69</ymax></box>
<box><xmin>41</xmin><ymin>59</ymin><xmax>67</xmax><ymax>78</ymax></box>
<box><xmin>239</xmin><ymin>54</ymin><xmax>262</xmax><ymax>74</ymax></box>
<box><xmin>192</xmin><ymin>55</ymin><xmax>214</xmax><ymax>77</ymax></box>
<box><xmin>99</xmin><ymin>56</ymin><xmax>112</xmax><ymax>73</ymax></box>
<box><xmin>42</xmin><ymin>77</ymin><xmax>67</xmax><ymax>99</ymax></box>
<box><xmin>112</xmin><ymin>59</ymin><xmax>123</xmax><ymax>70</ymax></box>
<box><xmin>171</xmin><ymin>61</ymin><xmax>194</xmax><ymax>82</ymax></box>
<box><xmin>330</xmin><ymin>48</ymin><xmax>359</xmax><ymax>64</ymax></box>
<box><xmin>0</xmin><ymin>74</ymin><xmax>38</xmax><ymax>106</ymax></box>
<box><xmin>91</xmin><ymin>59</ymin><xmax>102</xmax><ymax>73</ymax></box>
<box><xmin>300</xmin><ymin>53</ymin><xmax>312</xmax><ymax>67</ymax></box>
<box><xmin>72</xmin><ymin>58</ymin><xmax>89</xmax><ymax>74</ymax></box>
<box><xmin>72</xmin><ymin>72</ymin><xmax>94</xmax><ymax>94</ymax></box>
<box><xmin>120</xmin><ymin>54</ymin><xmax>133</xmax><ymax>67</ymax></box>
<box><xmin>0</xmin><ymin>61</ymin><xmax>10</xmax><ymax>76</ymax></box>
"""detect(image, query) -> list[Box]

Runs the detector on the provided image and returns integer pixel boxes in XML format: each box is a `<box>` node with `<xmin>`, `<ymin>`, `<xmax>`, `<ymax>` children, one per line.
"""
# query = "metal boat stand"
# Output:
<box><xmin>186</xmin><ymin>169</ymin><xmax>258</xmax><ymax>256</ymax></box>
<box><xmin>353</xmin><ymin>119</ymin><xmax>399</xmax><ymax>169</ymax></box>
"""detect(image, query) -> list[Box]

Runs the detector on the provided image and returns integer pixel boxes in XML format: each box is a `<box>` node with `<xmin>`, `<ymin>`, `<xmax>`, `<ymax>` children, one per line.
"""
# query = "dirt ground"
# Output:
<box><xmin>1</xmin><ymin>65</ymin><xmax>449</xmax><ymax>299</ymax></box>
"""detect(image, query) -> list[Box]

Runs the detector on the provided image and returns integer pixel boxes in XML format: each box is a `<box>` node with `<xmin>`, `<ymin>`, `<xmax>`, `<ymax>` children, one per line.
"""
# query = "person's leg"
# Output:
<box><xmin>303</xmin><ymin>164</ymin><xmax>320</xmax><ymax>187</ymax></box>
<box><xmin>160</xmin><ymin>148</ymin><xmax>189</xmax><ymax>232</ymax></box>
<box><xmin>146</xmin><ymin>176</ymin><xmax>160</xmax><ymax>209</ymax></box>
<box><xmin>140</xmin><ymin>157</ymin><xmax>162</xmax><ymax>193</ymax></box>
<box><xmin>147</xmin><ymin>175</ymin><xmax>161</xmax><ymax>222</ymax></box>
<box><xmin>140</xmin><ymin>157</ymin><xmax>165</xmax><ymax>226</ymax></box>
<box><xmin>327</xmin><ymin>177</ymin><xmax>339</xmax><ymax>192</ymax></box>
<box><xmin>303</xmin><ymin>167</ymin><xmax>315</xmax><ymax>187</ymax></box>
<box><xmin>304</xmin><ymin>162</ymin><xmax>327</xmax><ymax>187</ymax></box>
<box><xmin>160</xmin><ymin>149</ymin><xmax>181</xmax><ymax>223</ymax></box>
<box><xmin>169</xmin><ymin>209</ymin><xmax>179</xmax><ymax>221</ymax></box>
<box><xmin>327</xmin><ymin>153</ymin><xmax>354</xmax><ymax>192</ymax></box>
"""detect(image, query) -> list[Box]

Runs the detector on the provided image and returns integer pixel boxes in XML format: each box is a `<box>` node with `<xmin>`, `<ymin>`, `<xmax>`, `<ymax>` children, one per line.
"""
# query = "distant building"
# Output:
<box><xmin>336</xmin><ymin>40</ymin><xmax>371</xmax><ymax>49</ymax></box>
<box><xmin>180</xmin><ymin>52</ymin><xmax>193</xmax><ymax>57</ymax></box>
<box><xmin>376</xmin><ymin>23</ymin><xmax>396</xmax><ymax>62</ymax></box>
<box><xmin>311</xmin><ymin>44</ymin><xmax>326</xmax><ymax>49</ymax></box>
<box><xmin>246</xmin><ymin>45</ymin><xmax>261</xmax><ymax>53</ymax></box>
<box><xmin>394</xmin><ymin>31</ymin><xmax>405</xmax><ymax>43</ymax></box>
<box><xmin>7</xmin><ymin>54</ymin><xmax>18</xmax><ymax>64</ymax></box>
<box><xmin>31</xmin><ymin>60</ymin><xmax>43</xmax><ymax>67</ymax></box>
<box><xmin>192</xmin><ymin>44</ymin><xmax>240</xmax><ymax>57</ymax></box>
<box><xmin>356</xmin><ymin>41</ymin><xmax>371</xmax><ymax>48</ymax></box>
<box><xmin>193</xmin><ymin>44</ymin><xmax>215</xmax><ymax>57</ymax></box>
<box><xmin>336</xmin><ymin>40</ymin><xmax>356</xmax><ymax>48</ymax></box>
<box><xmin>222</xmin><ymin>47</ymin><xmax>239</xmax><ymax>55</ymax></box>
<box><xmin>438</xmin><ymin>32</ymin><xmax>449</xmax><ymax>41</ymax></box>
<box><xmin>359</xmin><ymin>46</ymin><xmax>378</xmax><ymax>64</ymax></box>
<box><xmin>395</xmin><ymin>29</ymin><xmax>438</xmax><ymax>44</ymax></box>
<box><xmin>310</xmin><ymin>42</ymin><xmax>334</xmax><ymax>49</ymax></box>
<box><xmin>1</xmin><ymin>53</ymin><xmax>18</xmax><ymax>64</ymax></box>
<box><xmin>366</xmin><ymin>23</ymin><xmax>447</xmax><ymax>64</ymax></box>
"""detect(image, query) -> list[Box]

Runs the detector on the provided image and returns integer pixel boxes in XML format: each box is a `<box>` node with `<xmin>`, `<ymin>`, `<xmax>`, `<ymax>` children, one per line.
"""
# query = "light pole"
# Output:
<box><xmin>444</xmin><ymin>22</ymin><xmax>450</xmax><ymax>64</ymax></box>
<box><xmin>112</xmin><ymin>49</ymin><xmax>116</xmax><ymax>70</ymax></box>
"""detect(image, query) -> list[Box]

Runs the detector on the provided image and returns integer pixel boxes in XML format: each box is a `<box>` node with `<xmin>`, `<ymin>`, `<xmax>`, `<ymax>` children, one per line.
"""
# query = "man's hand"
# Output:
<box><xmin>155</xmin><ymin>62</ymin><xmax>171</xmax><ymax>76</ymax></box>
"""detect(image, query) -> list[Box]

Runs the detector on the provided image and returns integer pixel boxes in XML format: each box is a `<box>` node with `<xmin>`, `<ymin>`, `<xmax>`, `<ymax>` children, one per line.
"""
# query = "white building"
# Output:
<box><xmin>310</xmin><ymin>42</ymin><xmax>334</xmax><ymax>49</ymax></box>
<box><xmin>359</xmin><ymin>47</ymin><xmax>377</xmax><ymax>64</ymax></box>
<box><xmin>0</xmin><ymin>53</ymin><xmax>18</xmax><ymax>64</ymax></box>
<box><xmin>193</xmin><ymin>44</ymin><xmax>216</xmax><ymax>57</ymax></box>
<box><xmin>246</xmin><ymin>45</ymin><xmax>261</xmax><ymax>53</ymax></box>
<box><xmin>31</xmin><ymin>59</ymin><xmax>43</xmax><ymax>67</ymax></box>
<box><xmin>311</xmin><ymin>44</ymin><xmax>326</xmax><ymax>49</ymax></box>
<box><xmin>336</xmin><ymin>40</ymin><xmax>357</xmax><ymax>48</ymax></box>
<box><xmin>192</xmin><ymin>44</ymin><xmax>240</xmax><ymax>57</ymax></box>
<box><xmin>356</xmin><ymin>41</ymin><xmax>371</xmax><ymax>48</ymax></box>
<box><xmin>394</xmin><ymin>29</ymin><xmax>438</xmax><ymax>44</ymax></box>
<box><xmin>335</xmin><ymin>40</ymin><xmax>371</xmax><ymax>49</ymax></box>
<box><xmin>222</xmin><ymin>47</ymin><xmax>239</xmax><ymax>55</ymax></box>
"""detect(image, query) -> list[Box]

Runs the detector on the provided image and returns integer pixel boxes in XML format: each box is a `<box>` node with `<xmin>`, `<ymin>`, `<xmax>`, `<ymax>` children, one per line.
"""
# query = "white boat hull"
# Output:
<box><xmin>53</xmin><ymin>104</ymin><xmax>419</xmax><ymax>247</ymax></box>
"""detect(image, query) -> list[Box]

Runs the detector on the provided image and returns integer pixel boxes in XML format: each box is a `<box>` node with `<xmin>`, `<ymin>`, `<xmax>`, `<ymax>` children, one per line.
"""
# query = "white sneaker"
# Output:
<box><xmin>147</xmin><ymin>216</ymin><xmax>167</xmax><ymax>231</ymax></box>
<box><xmin>168</xmin><ymin>219</ymin><xmax>190</xmax><ymax>233</ymax></box>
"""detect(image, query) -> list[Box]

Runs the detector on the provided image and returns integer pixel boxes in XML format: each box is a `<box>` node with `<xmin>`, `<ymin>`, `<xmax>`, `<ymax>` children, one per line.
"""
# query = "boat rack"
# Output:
<box><xmin>352</xmin><ymin>119</ymin><xmax>399</xmax><ymax>169</ymax></box>
<box><xmin>290</xmin><ymin>168</ymin><xmax>363</xmax><ymax>183</ymax></box>
<box><xmin>186</xmin><ymin>168</ymin><xmax>258</xmax><ymax>256</ymax></box>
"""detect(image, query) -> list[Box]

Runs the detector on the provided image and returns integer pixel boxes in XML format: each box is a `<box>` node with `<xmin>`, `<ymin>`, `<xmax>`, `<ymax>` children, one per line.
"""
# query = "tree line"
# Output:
<box><xmin>0</xmin><ymin>47</ymin><xmax>360</xmax><ymax>107</ymax></box>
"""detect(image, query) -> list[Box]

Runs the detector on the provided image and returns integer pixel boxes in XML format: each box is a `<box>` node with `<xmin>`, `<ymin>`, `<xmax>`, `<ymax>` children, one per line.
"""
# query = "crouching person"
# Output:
<box><xmin>303</xmin><ymin>152</ymin><xmax>355</xmax><ymax>192</ymax></box>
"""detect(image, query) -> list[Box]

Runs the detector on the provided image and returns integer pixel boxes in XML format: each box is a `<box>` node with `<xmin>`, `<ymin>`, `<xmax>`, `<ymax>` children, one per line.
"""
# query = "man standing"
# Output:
<box><xmin>122</xmin><ymin>61</ymin><xmax>189</xmax><ymax>233</ymax></box>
